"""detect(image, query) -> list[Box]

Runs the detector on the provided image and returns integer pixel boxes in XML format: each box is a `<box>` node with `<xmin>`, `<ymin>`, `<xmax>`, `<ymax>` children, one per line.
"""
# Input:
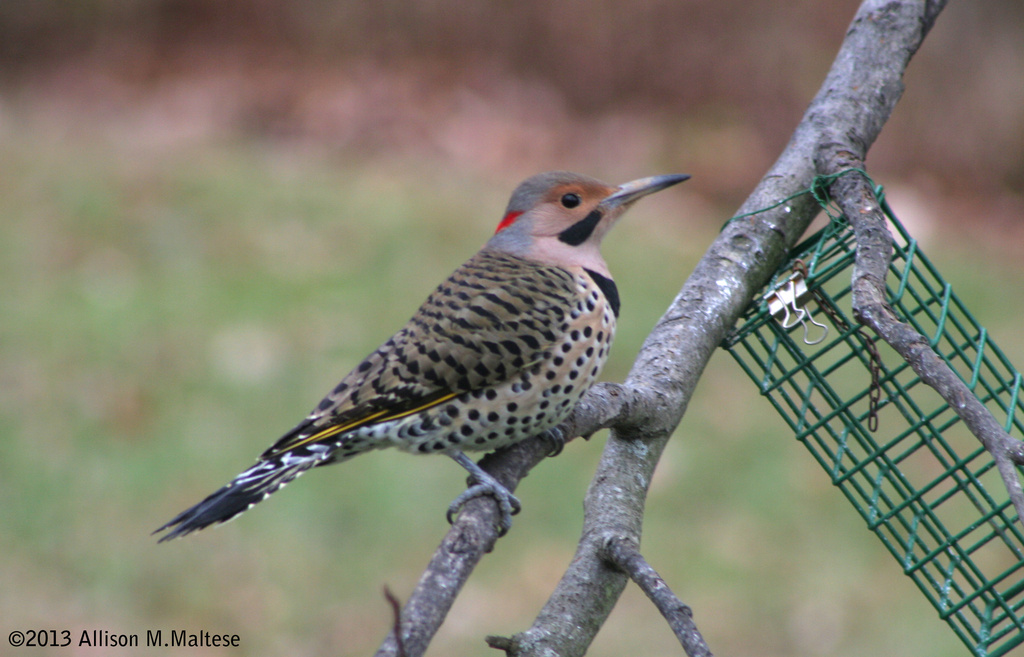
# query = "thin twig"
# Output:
<box><xmin>601</xmin><ymin>537</ymin><xmax>713</xmax><ymax>657</ymax></box>
<box><xmin>383</xmin><ymin>587</ymin><xmax>407</xmax><ymax>657</ymax></box>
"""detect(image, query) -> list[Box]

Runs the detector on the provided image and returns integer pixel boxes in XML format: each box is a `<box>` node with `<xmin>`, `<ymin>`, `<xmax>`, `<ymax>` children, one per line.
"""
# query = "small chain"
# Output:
<box><xmin>792</xmin><ymin>260</ymin><xmax>883</xmax><ymax>431</ymax></box>
<box><xmin>864</xmin><ymin>338</ymin><xmax>882</xmax><ymax>432</ymax></box>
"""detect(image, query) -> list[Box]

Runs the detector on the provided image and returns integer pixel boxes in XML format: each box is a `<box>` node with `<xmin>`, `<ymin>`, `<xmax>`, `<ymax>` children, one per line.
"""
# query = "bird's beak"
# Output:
<box><xmin>598</xmin><ymin>174</ymin><xmax>690</xmax><ymax>211</ymax></box>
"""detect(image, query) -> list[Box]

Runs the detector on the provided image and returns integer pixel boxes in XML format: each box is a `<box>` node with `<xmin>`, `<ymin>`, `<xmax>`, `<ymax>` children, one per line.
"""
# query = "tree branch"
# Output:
<box><xmin>374</xmin><ymin>1</ymin><xmax>948</xmax><ymax>655</ymax></box>
<box><xmin>810</xmin><ymin>0</ymin><xmax>1024</xmax><ymax>535</ymax></box>
<box><xmin>817</xmin><ymin>163</ymin><xmax>1024</xmax><ymax>528</ymax></box>
<box><xmin>600</xmin><ymin>536</ymin><xmax>713</xmax><ymax>657</ymax></box>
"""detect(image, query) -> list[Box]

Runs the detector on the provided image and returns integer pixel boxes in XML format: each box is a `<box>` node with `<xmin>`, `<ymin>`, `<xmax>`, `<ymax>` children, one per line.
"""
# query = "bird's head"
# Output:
<box><xmin>486</xmin><ymin>171</ymin><xmax>689</xmax><ymax>276</ymax></box>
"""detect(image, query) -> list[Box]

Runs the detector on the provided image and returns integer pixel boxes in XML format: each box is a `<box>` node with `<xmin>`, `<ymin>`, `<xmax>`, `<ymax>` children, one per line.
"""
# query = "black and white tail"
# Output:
<box><xmin>153</xmin><ymin>444</ymin><xmax>331</xmax><ymax>542</ymax></box>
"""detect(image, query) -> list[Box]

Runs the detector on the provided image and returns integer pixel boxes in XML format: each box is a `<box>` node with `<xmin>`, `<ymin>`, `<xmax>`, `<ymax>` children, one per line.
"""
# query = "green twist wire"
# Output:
<box><xmin>722</xmin><ymin>167</ymin><xmax>884</xmax><ymax>230</ymax></box>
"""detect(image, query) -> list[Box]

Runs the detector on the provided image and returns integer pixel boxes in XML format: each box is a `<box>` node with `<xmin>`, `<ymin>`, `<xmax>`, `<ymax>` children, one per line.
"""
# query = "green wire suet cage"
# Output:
<box><xmin>723</xmin><ymin>197</ymin><xmax>1024</xmax><ymax>656</ymax></box>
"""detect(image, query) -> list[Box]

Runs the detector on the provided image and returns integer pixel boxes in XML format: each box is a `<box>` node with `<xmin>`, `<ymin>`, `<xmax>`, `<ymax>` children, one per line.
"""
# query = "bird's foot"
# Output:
<box><xmin>447</xmin><ymin>452</ymin><xmax>521</xmax><ymax>536</ymax></box>
<box><xmin>538</xmin><ymin>426</ymin><xmax>567</xmax><ymax>457</ymax></box>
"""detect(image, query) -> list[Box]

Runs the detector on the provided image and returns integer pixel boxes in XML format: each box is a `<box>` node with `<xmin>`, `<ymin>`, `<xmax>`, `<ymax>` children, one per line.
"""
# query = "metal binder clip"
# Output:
<box><xmin>764</xmin><ymin>268</ymin><xmax>828</xmax><ymax>345</ymax></box>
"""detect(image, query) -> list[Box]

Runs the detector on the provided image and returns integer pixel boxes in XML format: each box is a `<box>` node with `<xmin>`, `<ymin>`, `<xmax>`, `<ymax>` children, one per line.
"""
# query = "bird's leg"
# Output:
<box><xmin>446</xmin><ymin>451</ymin><xmax>521</xmax><ymax>536</ymax></box>
<box><xmin>538</xmin><ymin>426</ymin><xmax>567</xmax><ymax>457</ymax></box>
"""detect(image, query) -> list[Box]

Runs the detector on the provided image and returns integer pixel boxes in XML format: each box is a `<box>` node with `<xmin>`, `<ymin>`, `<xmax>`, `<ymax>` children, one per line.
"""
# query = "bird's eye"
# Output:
<box><xmin>561</xmin><ymin>193</ymin><xmax>581</xmax><ymax>208</ymax></box>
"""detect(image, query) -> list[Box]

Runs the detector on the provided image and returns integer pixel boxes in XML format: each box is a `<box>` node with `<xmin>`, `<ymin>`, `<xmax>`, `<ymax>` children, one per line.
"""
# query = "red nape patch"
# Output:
<box><xmin>494</xmin><ymin>211</ymin><xmax>523</xmax><ymax>234</ymax></box>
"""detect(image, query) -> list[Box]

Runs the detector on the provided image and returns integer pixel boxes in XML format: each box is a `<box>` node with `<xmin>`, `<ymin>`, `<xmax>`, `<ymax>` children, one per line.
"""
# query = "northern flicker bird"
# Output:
<box><xmin>155</xmin><ymin>171</ymin><xmax>688</xmax><ymax>541</ymax></box>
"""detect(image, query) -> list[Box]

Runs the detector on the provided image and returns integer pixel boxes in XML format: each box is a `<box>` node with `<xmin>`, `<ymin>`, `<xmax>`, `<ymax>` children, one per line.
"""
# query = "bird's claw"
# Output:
<box><xmin>446</xmin><ymin>480</ymin><xmax>521</xmax><ymax>536</ymax></box>
<box><xmin>539</xmin><ymin>426</ymin><xmax>567</xmax><ymax>457</ymax></box>
<box><xmin>447</xmin><ymin>450</ymin><xmax>523</xmax><ymax>536</ymax></box>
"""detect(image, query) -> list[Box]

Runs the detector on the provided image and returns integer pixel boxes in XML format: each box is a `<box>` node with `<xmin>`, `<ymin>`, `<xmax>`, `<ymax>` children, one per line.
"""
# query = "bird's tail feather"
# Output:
<box><xmin>154</xmin><ymin>445</ymin><xmax>331</xmax><ymax>542</ymax></box>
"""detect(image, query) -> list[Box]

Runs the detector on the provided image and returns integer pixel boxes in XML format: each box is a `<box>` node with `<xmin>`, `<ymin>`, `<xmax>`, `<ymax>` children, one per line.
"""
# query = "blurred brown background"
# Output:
<box><xmin>2</xmin><ymin>0</ymin><xmax>1021</xmax><ymax>207</ymax></box>
<box><xmin>1</xmin><ymin>2</ymin><xmax>1022</xmax><ymax>656</ymax></box>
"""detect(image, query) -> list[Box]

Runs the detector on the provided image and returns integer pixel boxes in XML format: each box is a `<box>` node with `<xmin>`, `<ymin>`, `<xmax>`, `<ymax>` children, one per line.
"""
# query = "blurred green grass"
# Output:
<box><xmin>1</xmin><ymin>115</ymin><xmax>1020</xmax><ymax>657</ymax></box>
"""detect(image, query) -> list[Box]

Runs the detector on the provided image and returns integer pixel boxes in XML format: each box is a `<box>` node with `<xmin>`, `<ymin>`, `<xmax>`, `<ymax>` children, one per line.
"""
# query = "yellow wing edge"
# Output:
<box><xmin>273</xmin><ymin>391</ymin><xmax>461</xmax><ymax>454</ymax></box>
